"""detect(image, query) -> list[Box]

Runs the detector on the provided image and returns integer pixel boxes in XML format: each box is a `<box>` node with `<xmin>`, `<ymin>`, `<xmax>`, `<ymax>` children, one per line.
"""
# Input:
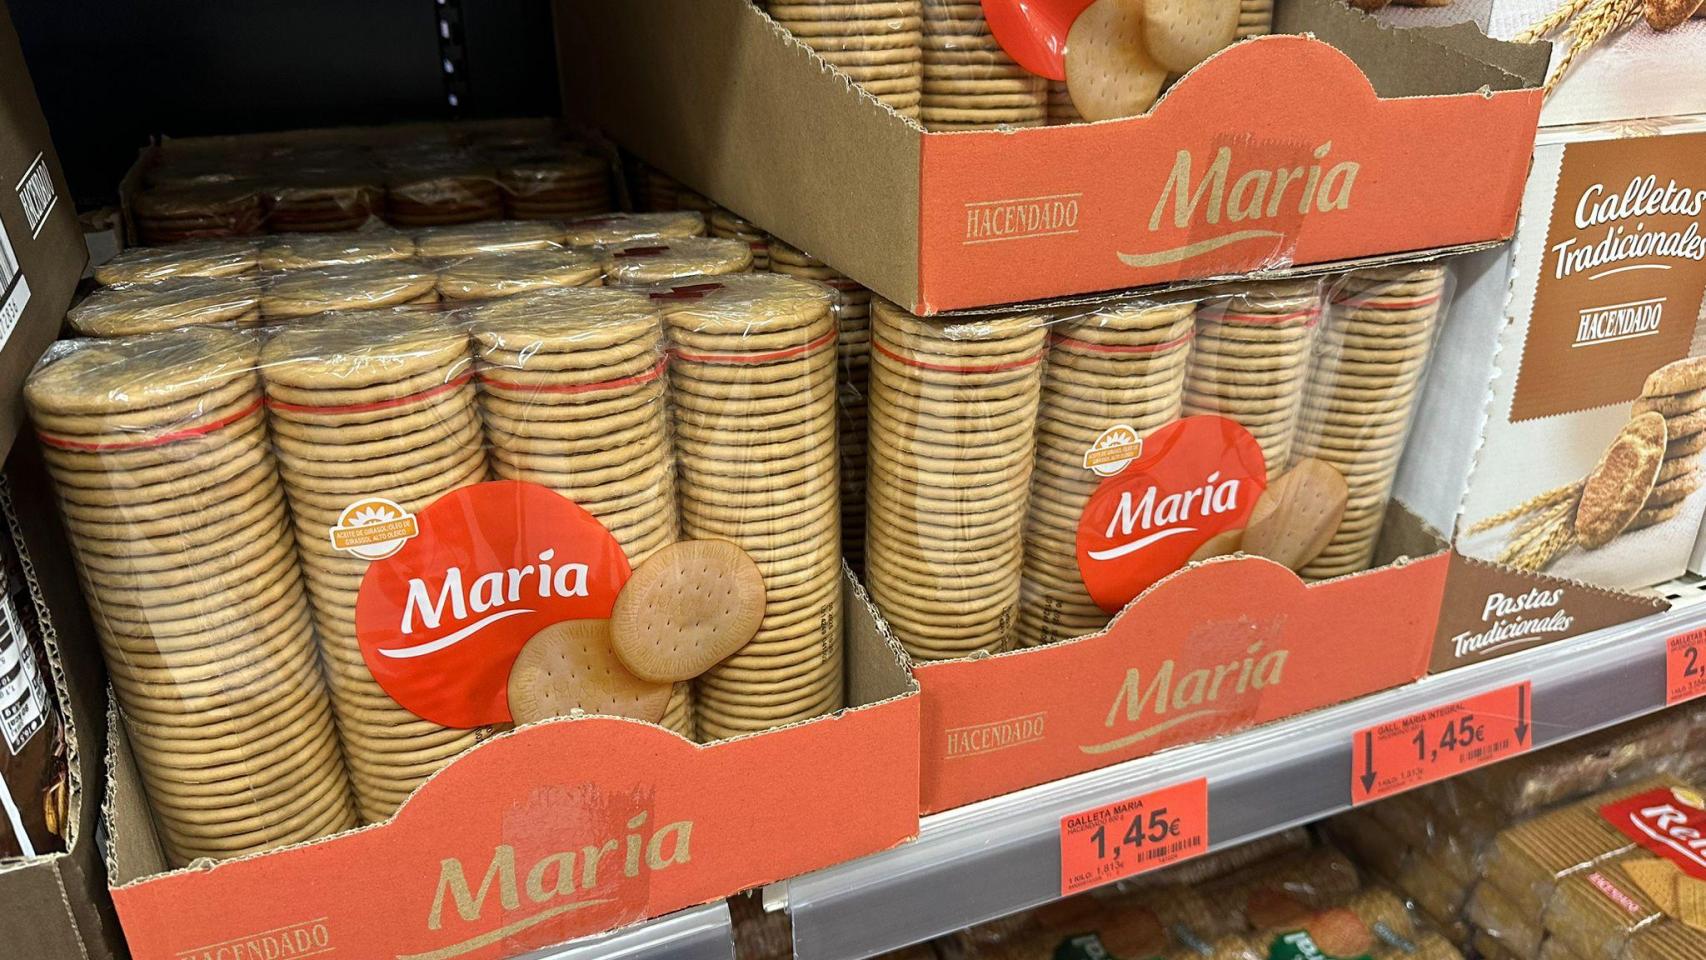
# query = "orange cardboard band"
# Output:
<box><xmin>264</xmin><ymin>372</ymin><xmax>475</xmax><ymax>415</ymax></box>
<box><xmin>37</xmin><ymin>396</ymin><xmax>265</xmax><ymax>452</ymax></box>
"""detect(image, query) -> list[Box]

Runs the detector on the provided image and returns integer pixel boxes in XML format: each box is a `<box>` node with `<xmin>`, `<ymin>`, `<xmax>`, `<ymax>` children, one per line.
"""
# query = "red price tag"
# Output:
<box><xmin>1668</xmin><ymin>628</ymin><xmax>1706</xmax><ymax>706</ymax></box>
<box><xmin>1059</xmin><ymin>778</ymin><xmax>1208</xmax><ymax>896</ymax></box>
<box><xmin>1351</xmin><ymin>681</ymin><xmax>1532</xmax><ymax>805</ymax></box>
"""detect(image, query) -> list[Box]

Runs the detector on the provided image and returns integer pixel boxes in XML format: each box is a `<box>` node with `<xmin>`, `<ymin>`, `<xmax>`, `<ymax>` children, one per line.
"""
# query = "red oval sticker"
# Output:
<box><xmin>354</xmin><ymin>480</ymin><xmax>631</xmax><ymax>728</ymax></box>
<box><xmin>1077</xmin><ymin>416</ymin><xmax>1268</xmax><ymax>612</ymax></box>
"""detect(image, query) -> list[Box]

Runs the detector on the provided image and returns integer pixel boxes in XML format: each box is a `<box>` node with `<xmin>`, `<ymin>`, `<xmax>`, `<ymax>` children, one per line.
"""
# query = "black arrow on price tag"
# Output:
<box><xmin>1358</xmin><ymin>730</ymin><xmax>1376</xmax><ymax>795</ymax></box>
<box><xmin>1514</xmin><ymin>685</ymin><xmax>1529</xmax><ymax>746</ymax></box>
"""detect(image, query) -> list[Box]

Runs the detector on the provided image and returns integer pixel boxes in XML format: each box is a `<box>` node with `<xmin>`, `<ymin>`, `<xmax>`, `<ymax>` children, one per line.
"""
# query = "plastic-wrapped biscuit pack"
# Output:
<box><xmin>1326</xmin><ymin>705</ymin><xmax>1706</xmax><ymax>956</ymax></box>
<box><xmin>938</xmin><ymin>831</ymin><xmax>1464</xmax><ymax>960</ymax></box>
<box><xmin>24</xmin><ymin>269</ymin><xmax>850</xmax><ymax>863</ymax></box>
<box><xmin>863</xmin><ymin>269</ymin><xmax>1453</xmax><ymax>657</ymax></box>
<box><xmin>128</xmin><ymin>125</ymin><xmax>615</xmax><ymax>241</ymax></box>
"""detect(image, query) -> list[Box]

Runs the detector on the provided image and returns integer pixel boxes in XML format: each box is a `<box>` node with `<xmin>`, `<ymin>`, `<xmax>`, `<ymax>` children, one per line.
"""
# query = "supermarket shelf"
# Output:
<box><xmin>774</xmin><ymin>578</ymin><xmax>1706</xmax><ymax>960</ymax></box>
<box><xmin>518</xmin><ymin>902</ymin><xmax>734</xmax><ymax>960</ymax></box>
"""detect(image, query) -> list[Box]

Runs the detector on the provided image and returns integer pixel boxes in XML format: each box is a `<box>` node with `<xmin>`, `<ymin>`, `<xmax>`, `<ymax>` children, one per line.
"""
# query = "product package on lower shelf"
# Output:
<box><xmin>18</xmin><ymin>282</ymin><xmax>920</xmax><ymax>959</ymax></box>
<box><xmin>937</xmin><ymin>829</ymin><xmax>1462</xmax><ymax>960</ymax></box>
<box><xmin>1325</xmin><ymin>703</ymin><xmax>1706</xmax><ymax>953</ymax></box>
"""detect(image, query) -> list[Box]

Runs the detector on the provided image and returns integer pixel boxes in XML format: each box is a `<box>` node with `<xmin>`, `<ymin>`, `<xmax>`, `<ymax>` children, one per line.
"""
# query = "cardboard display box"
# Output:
<box><xmin>0</xmin><ymin>7</ymin><xmax>87</xmax><ymax>466</ymax></box>
<box><xmin>104</xmin><ymin>574</ymin><xmax>919</xmax><ymax>960</ymax></box>
<box><xmin>1376</xmin><ymin>0</ymin><xmax>1706</xmax><ymax>128</ymax></box>
<box><xmin>554</xmin><ymin>0</ymin><xmax>1548</xmax><ymax>314</ymax></box>
<box><xmin>1396</xmin><ymin>114</ymin><xmax>1706</xmax><ymax>671</ymax></box>
<box><xmin>0</xmin><ymin>440</ymin><xmax>126</xmax><ymax>960</ymax></box>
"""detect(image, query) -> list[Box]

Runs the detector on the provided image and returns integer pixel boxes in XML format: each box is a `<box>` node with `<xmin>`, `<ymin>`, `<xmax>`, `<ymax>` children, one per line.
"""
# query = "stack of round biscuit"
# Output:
<box><xmin>602</xmin><ymin>237</ymin><xmax>754</xmax><ymax>287</ymax></box>
<box><xmin>708</xmin><ymin>208</ymin><xmax>771</xmax><ymax>271</ymax></box>
<box><xmin>68</xmin><ymin>276</ymin><xmax>263</xmax><ymax>337</ymax></box>
<box><xmin>920</xmin><ymin>0</ymin><xmax>1047</xmax><ymax>131</ymax></box>
<box><xmin>466</xmin><ymin>288</ymin><xmax>678</xmax><ymax>568</ymax></box>
<box><xmin>438</xmin><ymin>248</ymin><xmax>606</xmax><ymax>302</ymax></box>
<box><xmin>766</xmin><ymin>0</ymin><xmax>923</xmax><ymax>119</ymax></box>
<box><xmin>1019</xmin><ymin>300</ymin><xmax>1195</xmax><ymax>647</ymax></box>
<box><xmin>259</xmin><ymin>261</ymin><xmax>440</xmax><ymax>321</ymax></box>
<box><xmin>495</xmin><ymin>147</ymin><xmax>613</xmax><ymax>220</ymax></box>
<box><xmin>384</xmin><ymin>159</ymin><xmax>503</xmax><ymax>227</ymax></box>
<box><xmin>1293</xmin><ymin>266</ymin><xmax>1445</xmax><ymax>579</ymax></box>
<box><xmin>1238</xmin><ymin>0</ymin><xmax>1273</xmax><ymax>38</ymax></box>
<box><xmin>1046</xmin><ymin>81</ymin><xmax>1084</xmax><ymax>125</ymax></box>
<box><xmin>1184</xmin><ymin>280</ymin><xmax>1322</xmax><ymax>478</ymax></box>
<box><xmin>563</xmin><ymin>211</ymin><xmax>706</xmax><ymax>247</ymax></box>
<box><xmin>262</xmin><ymin>173</ymin><xmax>384</xmax><ymax>233</ymax></box>
<box><xmin>638</xmin><ymin>166</ymin><xmax>684</xmax><ymax>212</ymax></box>
<box><xmin>260</xmin><ymin>313</ymin><xmax>487</xmax><ymax>823</ymax></box>
<box><xmin>259</xmin><ymin>232</ymin><xmax>417</xmax><ymax>272</ymax></box>
<box><xmin>95</xmin><ymin>239</ymin><xmax>261</xmax><ymax>285</ymax></box>
<box><xmin>133</xmin><ymin>183</ymin><xmax>267</xmax><ymax>245</ymax></box>
<box><xmin>769</xmin><ymin>240</ymin><xmax>873</xmax><ymax>572</ymax></box>
<box><xmin>1635</xmin><ymin>360</ymin><xmax>1706</xmax><ymax>526</ymax></box>
<box><xmin>24</xmin><ymin>327</ymin><xmax>356</xmax><ymax>865</ymax></box>
<box><xmin>865</xmin><ymin>299</ymin><xmax>1046</xmax><ymax>659</ymax></box>
<box><xmin>413</xmin><ymin>221</ymin><xmax>564</xmax><ymax>259</ymax></box>
<box><xmin>657</xmin><ymin>274</ymin><xmax>845</xmax><ymax>738</ymax></box>
<box><xmin>465</xmin><ymin>288</ymin><xmax>695</xmax><ymax>740</ymax></box>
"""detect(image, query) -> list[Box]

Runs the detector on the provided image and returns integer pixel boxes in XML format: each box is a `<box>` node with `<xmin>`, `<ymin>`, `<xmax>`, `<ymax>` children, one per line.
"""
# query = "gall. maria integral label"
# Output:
<box><xmin>1601</xmin><ymin>785</ymin><xmax>1706</xmax><ymax>880</ymax></box>
<box><xmin>354</xmin><ymin>480</ymin><xmax>630</xmax><ymax>728</ymax></box>
<box><xmin>1077</xmin><ymin>416</ymin><xmax>1267</xmax><ymax>611</ymax></box>
<box><xmin>1513</xmin><ymin>133</ymin><xmax>1706</xmax><ymax>421</ymax></box>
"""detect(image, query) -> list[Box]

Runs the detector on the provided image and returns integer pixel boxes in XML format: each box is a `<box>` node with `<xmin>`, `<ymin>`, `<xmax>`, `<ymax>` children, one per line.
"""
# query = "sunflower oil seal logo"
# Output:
<box><xmin>1085</xmin><ymin>424</ymin><xmax>1144</xmax><ymax>477</ymax></box>
<box><xmin>329</xmin><ymin>497</ymin><xmax>420</xmax><ymax>561</ymax></box>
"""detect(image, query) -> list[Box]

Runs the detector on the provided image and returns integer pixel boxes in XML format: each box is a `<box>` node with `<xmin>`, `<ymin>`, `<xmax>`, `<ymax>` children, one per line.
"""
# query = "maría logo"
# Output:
<box><xmin>1120</xmin><ymin>140</ymin><xmax>1358</xmax><ymax>269</ymax></box>
<box><xmin>1076</xmin><ymin>417</ymin><xmax>1267</xmax><ymax>612</ymax></box>
<box><xmin>1081</xmin><ymin>639</ymin><xmax>1287</xmax><ymax>757</ymax></box>
<box><xmin>354</xmin><ymin>481</ymin><xmax>631</xmax><ymax>728</ymax></box>
<box><xmin>407</xmin><ymin>809</ymin><xmax>694</xmax><ymax>960</ymax></box>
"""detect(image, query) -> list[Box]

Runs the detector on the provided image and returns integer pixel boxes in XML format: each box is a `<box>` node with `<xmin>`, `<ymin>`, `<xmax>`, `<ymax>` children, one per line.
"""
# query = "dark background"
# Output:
<box><xmin>7</xmin><ymin>0</ymin><xmax>561</xmax><ymax>208</ymax></box>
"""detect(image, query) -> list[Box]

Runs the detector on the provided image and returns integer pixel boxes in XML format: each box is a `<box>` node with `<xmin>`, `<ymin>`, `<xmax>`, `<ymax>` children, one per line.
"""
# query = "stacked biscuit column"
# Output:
<box><xmin>260</xmin><ymin>315</ymin><xmax>486</xmax><ymax>824</ymax></box>
<box><xmin>1633</xmin><ymin>366</ymin><xmax>1706</xmax><ymax>530</ymax></box>
<box><xmin>660</xmin><ymin>275</ymin><xmax>844</xmax><ymax>738</ymax></box>
<box><xmin>1184</xmin><ymin>282</ymin><xmax>1321</xmax><ymax>478</ymax></box>
<box><xmin>767</xmin><ymin>1</ymin><xmax>923</xmax><ymax>119</ymax></box>
<box><xmin>709</xmin><ymin>208</ymin><xmax>772</xmax><ymax>271</ymax></box>
<box><xmin>1293</xmin><ymin>266</ymin><xmax>1446</xmax><ymax>579</ymax></box>
<box><xmin>466</xmin><ymin>289</ymin><xmax>694</xmax><ymax>740</ymax></box>
<box><xmin>769</xmin><ymin>241</ymin><xmax>874</xmax><ymax>573</ymax></box>
<box><xmin>922</xmin><ymin>0</ymin><xmax>1047</xmax><ymax>131</ymax></box>
<box><xmin>1238</xmin><ymin>0</ymin><xmax>1273</xmax><ymax>38</ymax></box>
<box><xmin>1019</xmin><ymin>302</ymin><xmax>1195</xmax><ymax>647</ymax></box>
<box><xmin>865</xmin><ymin>300</ymin><xmax>1046</xmax><ymax>659</ymax></box>
<box><xmin>24</xmin><ymin>329</ymin><xmax>355</xmax><ymax>864</ymax></box>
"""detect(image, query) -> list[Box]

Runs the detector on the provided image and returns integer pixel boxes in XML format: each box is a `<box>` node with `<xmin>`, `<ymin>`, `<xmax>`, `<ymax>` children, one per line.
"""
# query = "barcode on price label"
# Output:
<box><xmin>1059</xmin><ymin>778</ymin><xmax>1208</xmax><ymax>896</ymax></box>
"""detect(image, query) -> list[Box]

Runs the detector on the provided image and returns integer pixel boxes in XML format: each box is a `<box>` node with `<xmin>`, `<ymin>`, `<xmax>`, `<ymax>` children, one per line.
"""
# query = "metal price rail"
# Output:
<box><xmin>767</xmin><ymin>578</ymin><xmax>1706</xmax><ymax>960</ymax></box>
